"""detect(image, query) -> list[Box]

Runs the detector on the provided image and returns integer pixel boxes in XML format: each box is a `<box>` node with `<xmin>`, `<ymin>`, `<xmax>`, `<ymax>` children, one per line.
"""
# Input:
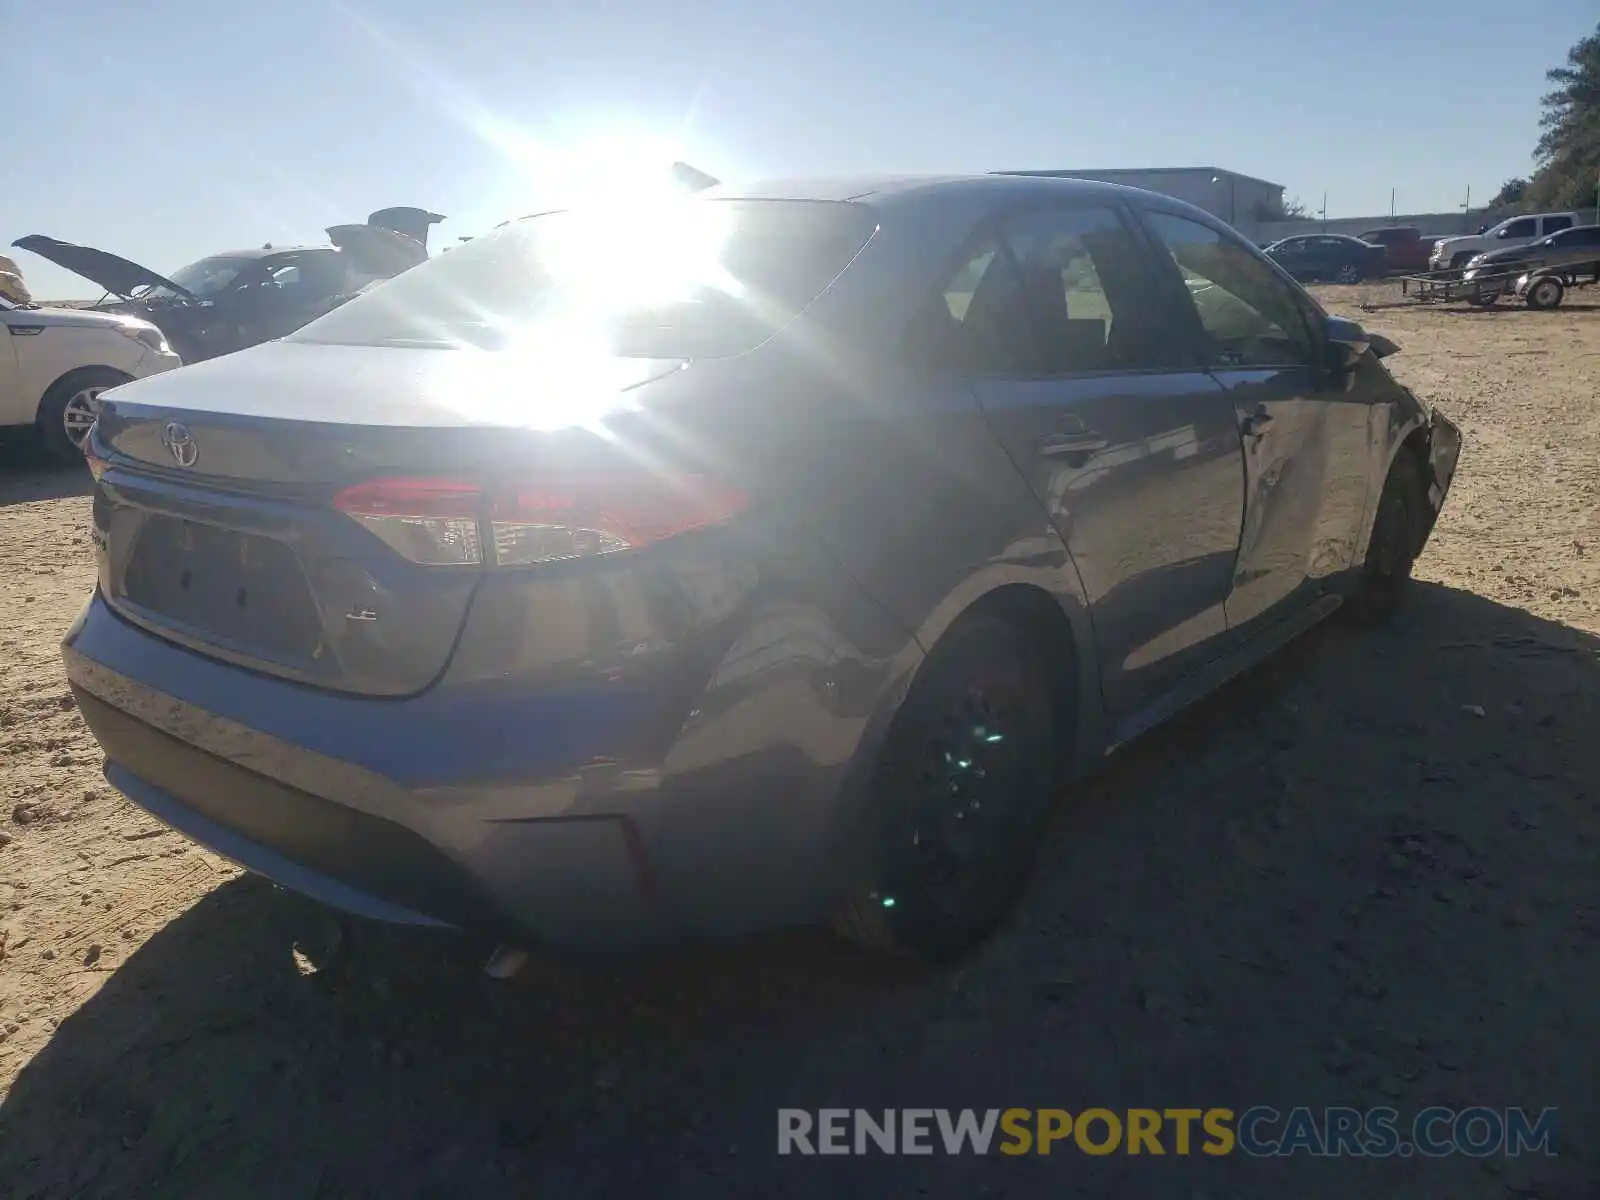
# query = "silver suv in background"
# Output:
<box><xmin>1430</xmin><ymin>211</ymin><xmax>1583</xmax><ymax>271</ymax></box>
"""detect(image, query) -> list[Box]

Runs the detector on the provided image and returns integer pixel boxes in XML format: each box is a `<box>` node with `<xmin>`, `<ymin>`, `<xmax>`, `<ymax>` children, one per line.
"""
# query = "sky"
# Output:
<box><xmin>2</xmin><ymin>0</ymin><xmax>1594</xmax><ymax>298</ymax></box>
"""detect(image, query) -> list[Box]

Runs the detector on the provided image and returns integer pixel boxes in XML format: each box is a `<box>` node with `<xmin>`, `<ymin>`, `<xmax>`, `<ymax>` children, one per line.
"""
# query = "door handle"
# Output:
<box><xmin>1038</xmin><ymin>431</ymin><xmax>1110</xmax><ymax>458</ymax></box>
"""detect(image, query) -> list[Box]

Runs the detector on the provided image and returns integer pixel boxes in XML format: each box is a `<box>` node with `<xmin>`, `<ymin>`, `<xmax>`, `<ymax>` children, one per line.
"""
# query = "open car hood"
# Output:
<box><xmin>11</xmin><ymin>235</ymin><xmax>197</xmax><ymax>302</ymax></box>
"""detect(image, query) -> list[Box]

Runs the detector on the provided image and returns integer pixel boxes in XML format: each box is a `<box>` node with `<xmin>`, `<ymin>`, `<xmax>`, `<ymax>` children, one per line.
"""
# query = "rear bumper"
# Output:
<box><xmin>64</xmin><ymin>588</ymin><xmax>908</xmax><ymax>950</ymax></box>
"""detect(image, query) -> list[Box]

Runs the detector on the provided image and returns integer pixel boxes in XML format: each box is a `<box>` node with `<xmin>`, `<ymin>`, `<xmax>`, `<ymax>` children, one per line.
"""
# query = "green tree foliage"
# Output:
<box><xmin>1489</xmin><ymin>177</ymin><xmax>1529</xmax><ymax>209</ymax></box>
<box><xmin>1525</xmin><ymin>24</ymin><xmax>1600</xmax><ymax>209</ymax></box>
<box><xmin>1248</xmin><ymin>195</ymin><xmax>1309</xmax><ymax>222</ymax></box>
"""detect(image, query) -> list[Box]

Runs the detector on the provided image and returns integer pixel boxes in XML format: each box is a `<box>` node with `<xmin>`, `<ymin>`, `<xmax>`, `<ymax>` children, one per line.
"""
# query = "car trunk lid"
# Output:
<box><xmin>89</xmin><ymin>341</ymin><xmax>695</xmax><ymax>697</ymax></box>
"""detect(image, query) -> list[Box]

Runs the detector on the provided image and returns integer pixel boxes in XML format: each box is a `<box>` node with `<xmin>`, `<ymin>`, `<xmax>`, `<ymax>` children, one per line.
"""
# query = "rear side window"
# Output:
<box><xmin>285</xmin><ymin>252</ymin><xmax>347</xmax><ymax>297</ymax></box>
<box><xmin>914</xmin><ymin>204</ymin><xmax>1184</xmax><ymax>376</ymax></box>
<box><xmin>292</xmin><ymin>199</ymin><xmax>879</xmax><ymax>358</ymax></box>
<box><xmin>999</xmin><ymin>205</ymin><xmax>1184</xmax><ymax>373</ymax></box>
<box><xmin>1143</xmin><ymin>210</ymin><xmax>1317</xmax><ymax>369</ymax></box>
<box><xmin>1543</xmin><ymin>215</ymin><xmax>1574</xmax><ymax>234</ymax></box>
<box><xmin>914</xmin><ymin>242</ymin><xmax>1036</xmax><ymax>375</ymax></box>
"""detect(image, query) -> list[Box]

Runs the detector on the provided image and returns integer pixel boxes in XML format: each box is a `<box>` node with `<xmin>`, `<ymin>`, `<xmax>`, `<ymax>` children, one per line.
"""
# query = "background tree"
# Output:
<box><xmin>1488</xmin><ymin>177</ymin><xmax>1529</xmax><ymax>210</ymax></box>
<box><xmin>1249</xmin><ymin>195</ymin><xmax>1309</xmax><ymax>222</ymax></box>
<box><xmin>1525</xmin><ymin>24</ymin><xmax>1600</xmax><ymax>209</ymax></box>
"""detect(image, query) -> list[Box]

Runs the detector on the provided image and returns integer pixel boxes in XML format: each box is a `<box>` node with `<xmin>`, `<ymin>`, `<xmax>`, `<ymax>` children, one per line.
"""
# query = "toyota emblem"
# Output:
<box><xmin>162</xmin><ymin>422</ymin><xmax>198</xmax><ymax>468</ymax></box>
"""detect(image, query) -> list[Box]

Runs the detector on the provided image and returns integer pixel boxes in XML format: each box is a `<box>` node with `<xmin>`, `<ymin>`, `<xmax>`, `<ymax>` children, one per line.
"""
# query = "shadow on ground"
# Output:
<box><xmin>2</xmin><ymin>584</ymin><xmax>1596</xmax><ymax>1199</ymax></box>
<box><xmin>0</xmin><ymin>438</ymin><xmax>88</xmax><ymax>507</ymax></box>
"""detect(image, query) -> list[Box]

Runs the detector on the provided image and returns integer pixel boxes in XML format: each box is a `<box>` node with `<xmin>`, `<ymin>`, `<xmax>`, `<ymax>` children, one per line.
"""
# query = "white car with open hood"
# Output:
<box><xmin>1</xmin><ymin>296</ymin><xmax>180</xmax><ymax>461</ymax></box>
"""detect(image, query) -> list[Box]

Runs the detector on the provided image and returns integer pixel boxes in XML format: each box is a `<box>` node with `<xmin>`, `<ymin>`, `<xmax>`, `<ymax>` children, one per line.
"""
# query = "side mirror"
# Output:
<box><xmin>1325</xmin><ymin>315</ymin><xmax>1369</xmax><ymax>370</ymax></box>
<box><xmin>1367</xmin><ymin>331</ymin><xmax>1401</xmax><ymax>359</ymax></box>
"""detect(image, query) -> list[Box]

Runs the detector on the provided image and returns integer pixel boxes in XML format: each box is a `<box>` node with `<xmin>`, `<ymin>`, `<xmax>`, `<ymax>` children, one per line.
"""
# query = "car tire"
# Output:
<box><xmin>1467</xmin><ymin>289</ymin><xmax>1499</xmax><ymax>306</ymax></box>
<box><xmin>1348</xmin><ymin>449</ymin><xmax>1426</xmax><ymax>626</ymax></box>
<box><xmin>1525</xmin><ymin>276</ymin><xmax>1564</xmax><ymax>311</ymax></box>
<box><xmin>1334</xmin><ymin>262</ymin><xmax>1361</xmax><ymax>284</ymax></box>
<box><xmin>1449</xmin><ymin>252</ymin><xmax>1475</xmax><ymax>271</ymax></box>
<box><xmin>35</xmin><ymin>367</ymin><xmax>129</xmax><ymax>463</ymax></box>
<box><xmin>832</xmin><ymin>614</ymin><xmax>1057</xmax><ymax>963</ymax></box>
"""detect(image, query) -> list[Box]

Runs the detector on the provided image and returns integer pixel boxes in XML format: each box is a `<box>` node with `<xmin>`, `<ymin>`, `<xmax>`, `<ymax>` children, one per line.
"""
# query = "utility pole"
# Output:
<box><xmin>1319</xmin><ymin>191</ymin><xmax>1328</xmax><ymax>229</ymax></box>
<box><xmin>1462</xmin><ymin>184</ymin><xmax>1472</xmax><ymax>231</ymax></box>
<box><xmin>1390</xmin><ymin>188</ymin><xmax>1396</xmax><ymax>219</ymax></box>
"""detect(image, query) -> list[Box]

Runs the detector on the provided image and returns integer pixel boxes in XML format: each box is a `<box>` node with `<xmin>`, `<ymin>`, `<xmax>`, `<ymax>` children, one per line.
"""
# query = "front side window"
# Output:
<box><xmin>1499</xmin><ymin>218</ymin><xmax>1538</xmax><ymax>239</ymax></box>
<box><xmin>155</xmin><ymin>255</ymin><xmax>255</xmax><ymax>299</ymax></box>
<box><xmin>1143</xmin><ymin>210</ymin><xmax>1317</xmax><ymax>369</ymax></box>
<box><xmin>262</xmin><ymin>263</ymin><xmax>302</xmax><ymax>287</ymax></box>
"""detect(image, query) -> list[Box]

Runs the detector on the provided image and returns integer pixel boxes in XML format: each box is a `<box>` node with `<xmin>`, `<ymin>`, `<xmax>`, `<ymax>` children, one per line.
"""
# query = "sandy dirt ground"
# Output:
<box><xmin>1</xmin><ymin>283</ymin><xmax>1598</xmax><ymax>1198</ymax></box>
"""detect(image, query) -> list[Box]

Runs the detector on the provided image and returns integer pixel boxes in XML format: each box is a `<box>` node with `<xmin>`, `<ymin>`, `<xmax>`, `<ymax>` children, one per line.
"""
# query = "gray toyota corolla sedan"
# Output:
<box><xmin>64</xmin><ymin>174</ymin><xmax>1462</xmax><ymax>962</ymax></box>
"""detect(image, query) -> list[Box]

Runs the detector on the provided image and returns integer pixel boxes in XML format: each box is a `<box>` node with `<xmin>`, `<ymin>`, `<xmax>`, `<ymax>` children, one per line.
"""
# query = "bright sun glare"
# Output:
<box><xmin>538</xmin><ymin>196</ymin><xmax>742</xmax><ymax>313</ymax></box>
<box><xmin>440</xmin><ymin>136</ymin><xmax>742</xmax><ymax>433</ymax></box>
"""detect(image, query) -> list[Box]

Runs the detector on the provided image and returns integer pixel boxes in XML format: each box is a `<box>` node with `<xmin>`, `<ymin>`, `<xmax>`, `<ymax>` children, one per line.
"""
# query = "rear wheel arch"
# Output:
<box><xmin>952</xmin><ymin>584</ymin><xmax>1083</xmax><ymax>775</ymax></box>
<box><xmin>835</xmin><ymin>599</ymin><xmax>1070</xmax><ymax>959</ymax></box>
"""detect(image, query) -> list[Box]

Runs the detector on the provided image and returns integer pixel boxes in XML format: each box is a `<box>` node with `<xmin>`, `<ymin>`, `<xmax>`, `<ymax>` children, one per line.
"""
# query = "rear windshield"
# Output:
<box><xmin>290</xmin><ymin>198</ymin><xmax>878</xmax><ymax>358</ymax></box>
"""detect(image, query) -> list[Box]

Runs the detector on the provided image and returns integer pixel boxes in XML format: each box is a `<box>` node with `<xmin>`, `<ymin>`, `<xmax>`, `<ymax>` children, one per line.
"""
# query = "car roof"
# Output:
<box><xmin>201</xmin><ymin>245</ymin><xmax>337</xmax><ymax>260</ymax></box>
<box><xmin>705</xmin><ymin>172</ymin><xmax>1185</xmax><ymax>210</ymax></box>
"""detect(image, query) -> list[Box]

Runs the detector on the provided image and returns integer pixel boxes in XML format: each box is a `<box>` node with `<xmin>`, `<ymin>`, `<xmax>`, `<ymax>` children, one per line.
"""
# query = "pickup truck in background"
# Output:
<box><xmin>1359</xmin><ymin>226</ymin><xmax>1437</xmax><ymax>274</ymax></box>
<box><xmin>1429</xmin><ymin>211</ymin><xmax>1583</xmax><ymax>272</ymax></box>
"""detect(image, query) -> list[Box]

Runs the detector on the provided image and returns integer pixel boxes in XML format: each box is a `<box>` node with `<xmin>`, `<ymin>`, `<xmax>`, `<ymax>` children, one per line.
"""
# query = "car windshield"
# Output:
<box><xmin>289</xmin><ymin>198</ymin><xmax>879</xmax><ymax>358</ymax></box>
<box><xmin>148</xmin><ymin>255</ymin><xmax>257</xmax><ymax>299</ymax></box>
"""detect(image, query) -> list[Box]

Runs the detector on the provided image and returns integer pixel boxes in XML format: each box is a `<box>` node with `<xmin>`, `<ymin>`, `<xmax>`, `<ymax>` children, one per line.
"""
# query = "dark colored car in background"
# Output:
<box><xmin>63</xmin><ymin>175</ymin><xmax>1461</xmax><ymax>963</ymax></box>
<box><xmin>1359</xmin><ymin>226</ymin><xmax>1436</xmax><ymax>274</ymax></box>
<box><xmin>12</xmin><ymin>209</ymin><xmax>442</xmax><ymax>364</ymax></box>
<box><xmin>1263</xmin><ymin>234</ymin><xmax>1387</xmax><ymax>283</ymax></box>
<box><xmin>1461</xmin><ymin>224</ymin><xmax>1600</xmax><ymax>301</ymax></box>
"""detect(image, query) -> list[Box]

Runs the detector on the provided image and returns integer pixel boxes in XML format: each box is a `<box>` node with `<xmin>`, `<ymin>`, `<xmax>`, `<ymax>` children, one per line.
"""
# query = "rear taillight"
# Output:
<box><xmin>332</xmin><ymin>472</ymin><xmax>745</xmax><ymax>568</ymax></box>
<box><xmin>488</xmin><ymin>472</ymin><xmax>745</xmax><ymax>566</ymax></box>
<box><xmin>332</xmin><ymin>477</ymin><xmax>484</xmax><ymax>566</ymax></box>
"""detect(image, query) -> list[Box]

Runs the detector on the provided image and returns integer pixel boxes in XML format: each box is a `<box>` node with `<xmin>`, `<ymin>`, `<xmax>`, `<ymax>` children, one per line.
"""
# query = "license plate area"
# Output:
<box><xmin>121</xmin><ymin>514</ymin><xmax>323</xmax><ymax>662</ymax></box>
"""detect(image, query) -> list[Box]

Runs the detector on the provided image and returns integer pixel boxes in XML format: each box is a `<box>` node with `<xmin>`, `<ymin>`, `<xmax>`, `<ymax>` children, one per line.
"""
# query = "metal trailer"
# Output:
<box><xmin>1374</xmin><ymin>264</ymin><xmax>1596</xmax><ymax>312</ymax></box>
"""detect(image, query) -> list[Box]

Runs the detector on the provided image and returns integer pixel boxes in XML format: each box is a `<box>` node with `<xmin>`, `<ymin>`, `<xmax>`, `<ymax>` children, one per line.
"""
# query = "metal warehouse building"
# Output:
<box><xmin>998</xmin><ymin>167</ymin><xmax>1286</xmax><ymax>230</ymax></box>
